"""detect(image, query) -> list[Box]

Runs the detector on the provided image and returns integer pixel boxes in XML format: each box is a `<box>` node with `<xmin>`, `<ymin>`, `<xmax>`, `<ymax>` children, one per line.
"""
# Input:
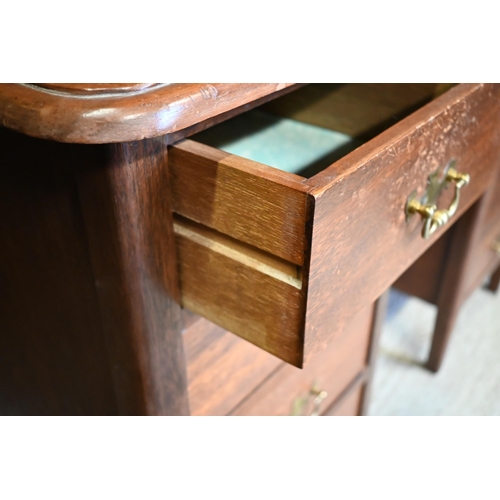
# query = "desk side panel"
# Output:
<box><xmin>0</xmin><ymin>128</ymin><xmax>118</xmax><ymax>415</ymax></box>
<box><xmin>77</xmin><ymin>138</ymin><xmax>189</xmax><ymax>415</ymax></box>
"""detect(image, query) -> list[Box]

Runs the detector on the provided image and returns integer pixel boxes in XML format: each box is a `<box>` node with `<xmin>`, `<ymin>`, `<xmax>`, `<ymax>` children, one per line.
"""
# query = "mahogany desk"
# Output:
<box><xmin>1</xmin><ymin>83</ymin><xmax>499</xmax><ymax>415</ymax></box>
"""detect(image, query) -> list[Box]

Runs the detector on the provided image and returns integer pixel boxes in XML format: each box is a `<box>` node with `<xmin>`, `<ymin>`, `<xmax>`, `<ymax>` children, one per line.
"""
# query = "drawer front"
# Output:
<box><xmin>184</xmin><ymin>317</ymin><xmax>282</xmax><ymax>416</ymax></box>
<box><xmin>170</xmin><ymin>84</ymin><xmax>500</xmax><ymax>367</ymax></box>
<box><xmin>304</xmin><ymin>84</ymin><xmax>500</xmax><ymax>360</ymax></box>
<box><xmin>396</xmin><ymin>159</ymin><xmax>500</xmax><ymax>307</ymax></box>
<box><xmin>322</xmin><ymin>380</ymin><xmax>365</xmax><ymax>416</ymax></box>
<box><xmin>472</xmin><ymin>144</ymin><xmax>500</xmax><ymax>236</ymax></box>
<box><xmin>462</xmin><ymin>221</ymin><xmax>500</xmax><ymax>297</ymax></box>
<box><xmin>229</xmin><ymin>303</ymin><xmax>373</xmax><ymax>416</ymax></box>
<box><xmin>393</xmin><ymin>232</ymin><xmax>451</xmax><ymax>305</ymax></box>
<box><xmin>462</xmin><ymin>165</ymin><xmax>500</xmax><ymax>296</ymax></box>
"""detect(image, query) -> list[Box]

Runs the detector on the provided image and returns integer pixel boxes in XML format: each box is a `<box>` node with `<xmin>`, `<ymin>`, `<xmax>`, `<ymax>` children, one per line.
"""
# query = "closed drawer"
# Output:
<box><xmin>170</xmin><ymin>84</ymin><xmax>500</xmax><ymax>367</ymax></box>
<box><xmin>230</xmin><ymin>302</ymin><xmax>374</xmax><ymax>416</ymax></box>
<box><xmin>322</xmin><ymin>379</ymin><xmax>365</xmax><ymax>417</ymax></box>
<box><xmin>445</xmin><ymin>169</ymin><xmax>500</xmax><ymax>299</ymax></box>
<box><xmin>462</xmin><ymin>220</ymin><xmax>500</xmax><ymax>297</ymax></box>
<box><xmin>478</xmin><ymin>160</ymin><xmax>500</xmax><ymax>234</ymax></box>
<box><xmin>394</xmin><ymin>168</ymin><xmax>500</xmax><ymax>305</ymax></box>
<box><xmin>462</xmin><ymin>164</ymin><xmax>500</xmax><ymax>294</ymax></box>
<box><xmin>465</xmin><ymin>160</ymin><xmax>500</xmax><ymax>295</ymax></box>
<box><xmin>184</xmin><ymin>317</ymin><xmax>282</xmax><ymax>416</ymax></box>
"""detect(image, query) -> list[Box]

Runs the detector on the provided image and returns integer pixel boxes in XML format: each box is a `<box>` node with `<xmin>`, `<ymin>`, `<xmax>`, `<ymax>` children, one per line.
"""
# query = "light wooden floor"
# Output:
<box><xmin>368</xmin><ymin>286</ymin><xmax>500</xmax><ymax>415</ymax></box>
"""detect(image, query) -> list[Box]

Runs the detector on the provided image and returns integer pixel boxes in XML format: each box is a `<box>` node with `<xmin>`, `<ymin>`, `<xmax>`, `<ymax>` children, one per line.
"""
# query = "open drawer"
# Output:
<box><xmin>169</xmin><ymin>83</ymin><xmax>500</xmax><ymax>367</ymax></box>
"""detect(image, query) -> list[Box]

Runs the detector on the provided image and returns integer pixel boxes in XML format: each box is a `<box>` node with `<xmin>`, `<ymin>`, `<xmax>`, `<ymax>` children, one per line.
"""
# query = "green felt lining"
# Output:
<box><xmin>193</xmin><ymin>109</ymin><xmax>362</xmax><ymax>178</ymax></box>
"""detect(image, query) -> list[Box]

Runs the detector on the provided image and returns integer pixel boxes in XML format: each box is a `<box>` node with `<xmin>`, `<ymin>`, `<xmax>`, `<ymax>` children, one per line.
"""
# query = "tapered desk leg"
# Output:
<box><xmin>359</xmin><ymin>290</ymin><xmax>390</xmax><ymax>415</ymax></box>
<box><xmin>487</xmin><ymin>264</ymin><xmax>500</xmax><ymax>292</ymax></box>
<box><xmin>426</xmin><ymin>198</ymin><xmax>485</xmax><ymax>373</ymax></box>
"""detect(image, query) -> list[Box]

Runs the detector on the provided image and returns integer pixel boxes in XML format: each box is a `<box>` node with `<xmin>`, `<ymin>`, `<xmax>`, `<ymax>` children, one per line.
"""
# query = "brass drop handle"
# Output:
<box><xmin>492</xmin><ymin>239</ymin><xmax>500</xmax><ymax>255</ymax></box>
<box><xmin>406</xmin><ymin>166</ymin><xmax>470</xmax><ymax>240</ymax></box>
<box><xmin>310</xmin><ymin>387</ymin><xmax>328</xmax><ymax>416</ymax></box>
<box><xmin>290</xmin><ymin>384</ymin><xmax>328</xmax><ymax>416</ymax></box>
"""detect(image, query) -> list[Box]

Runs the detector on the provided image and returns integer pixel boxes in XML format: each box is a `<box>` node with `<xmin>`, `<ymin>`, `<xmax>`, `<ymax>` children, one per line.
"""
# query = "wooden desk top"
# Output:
<box><xmin>0</xmin><ymin>83</ymin><xmax>298</xmax><ymax>144</ymax></box>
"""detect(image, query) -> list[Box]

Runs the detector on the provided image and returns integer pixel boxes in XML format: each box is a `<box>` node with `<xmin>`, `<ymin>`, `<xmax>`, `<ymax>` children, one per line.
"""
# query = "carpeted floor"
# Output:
<box><xmin>368</xmin><ymin>285</ymin><xmax>500</xmax><ymax>415</ymax></box>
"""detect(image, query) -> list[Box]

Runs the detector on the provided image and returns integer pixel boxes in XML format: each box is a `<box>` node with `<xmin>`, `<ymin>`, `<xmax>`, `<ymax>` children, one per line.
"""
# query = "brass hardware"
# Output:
<box><xmin>291</xmin><ymin>383</ymin><xmax>328</xmax><ymax>416</ymax></box>
<box><xmin>406</xmin><ymin>161</ymin><xmax>470</xmax><ymax>239</ymax></box>
<box><xmin>310</xmin><ymin>387</ymin><xmax>328</xmax><ymax>416</ymax></box>
<box><xmin>492</xmin><ymin>239</ymin><xmax>500</xmax><ymax>256</ymax></box>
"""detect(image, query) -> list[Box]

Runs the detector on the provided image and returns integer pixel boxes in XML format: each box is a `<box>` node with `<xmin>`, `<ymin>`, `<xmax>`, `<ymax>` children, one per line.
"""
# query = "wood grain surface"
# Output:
<box><xmin>425</xmin><ymin>199</ymin><xmax>487</xmax><ymax>371</ymax></box>
<box><xmin>170</xmin><ymin>84</ymin><xmax>500</xmax><ymax>368</ymax></box>
<box><xmin>488</xmin><ymin>264</ymin><xmax>500</xmax><ymax>292</ymax></box>
<box><xmin>169</xmin><ymin>140</ymin><xmax>312</xmax><ymax>265</ymax></box>
<box><xmin>77</xmin><ymin>139</ymin><xmax>189</xmax><ymax>415</ymax></box>
<box><xmin>394</xmin><ymin>231</ymin><xmax>452</xmax><ymax>304</ymax></box>
<box><xmin>230</xmin><ymin>303</ymin><xmax>373</xmax><ymax>416</ymax></box>
<box><xmin>459</xmin><ymin>220</ymin><xmax>500</xmax><ymax>302</ymax></box>
<box><xmin>261</xmin><ymin>84</ymin><xmax>451</xmax><ymax>138</ymax></box>
<box><xmin>175</xmin><ymin>228</ymin><xmax>305</xmax><ymax>366</ymax></box>
<box><xmin>0</xmin><ymin>83</ymin><xmax>297</xmax><ymax>144</ymax></box>
<box><xmin>4</xmin><ymin>82</ymin><xmax>500</xmax><ymax>416</ymax></box>
<box><xmin>184</xmin><ymin>318</ymin><xmax>282</xmax><ymax>416</ymax></box>
<box><xmin>395</xmin><ymin>148</ymin><xmax>500</xmax><ymax>372</ymax></box>
<box><xmin>322</xmin><ymin>376</ymin><xmax>365</xmax><ymax>416</ymax></box>
<box><xmin>35</xmin><ymin>83</ymin><xmax>157</xmax><ymax>94</ymax></box>
<box><xmin>359</xmin><ymin>291</ymin><xmax>389</xmax><ymax>415</ymax></box>
<box><xmin>0</xmin><ymin>128</ymin><xmax>117</xmax><ymax>415</ymax></box>
<box><xmin>303</xmin><ymin>83</ymin><xmax>500</xmax><ymax>362</ymax></box>
<box><xmin>397</xmin><ymin>174</ymin><xmax>500</xmax><ymax>372</ymax></box>
<box><xmin>479</xmin><ymin>163</ymin><xmax>500</xmax><ymax>235</ymax></box>
<box><xmin>460</xmin><ymin>163</ymin><xmax>500</xmax><ymax>296</ymax></box>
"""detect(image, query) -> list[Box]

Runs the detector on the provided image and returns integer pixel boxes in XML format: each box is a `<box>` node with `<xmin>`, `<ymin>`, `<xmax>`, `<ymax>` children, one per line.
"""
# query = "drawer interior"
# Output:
<box><xmin>193</xmin><ymin>83</ymin><xmax>452</xmax><ymax>179</ymax></box>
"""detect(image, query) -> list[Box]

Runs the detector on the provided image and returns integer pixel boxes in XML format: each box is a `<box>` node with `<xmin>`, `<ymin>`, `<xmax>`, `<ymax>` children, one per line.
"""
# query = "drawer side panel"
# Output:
<box><xmin>176</xmin><ymin>232</ymin><xmax>305</xmax><ymax>366</ymax></box>
<box><xmin>169</xmin><ymin>140</ymin><xmax>310</xmax><ymax>265</ymax></box>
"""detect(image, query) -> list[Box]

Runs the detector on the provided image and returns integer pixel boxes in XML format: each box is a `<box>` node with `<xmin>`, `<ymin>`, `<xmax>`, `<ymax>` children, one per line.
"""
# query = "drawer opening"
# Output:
<box><xmin>193</xmin><ymin>83</ymin><xmax>453</xmax><ymax>179</ymax></box>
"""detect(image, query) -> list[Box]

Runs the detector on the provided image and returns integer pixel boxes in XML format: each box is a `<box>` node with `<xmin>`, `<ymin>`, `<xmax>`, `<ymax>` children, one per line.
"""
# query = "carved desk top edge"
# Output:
<box><xmin>0</xmin><ymin>83</ymin><xmax>296</xmax><ymax>144</ymax></box>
